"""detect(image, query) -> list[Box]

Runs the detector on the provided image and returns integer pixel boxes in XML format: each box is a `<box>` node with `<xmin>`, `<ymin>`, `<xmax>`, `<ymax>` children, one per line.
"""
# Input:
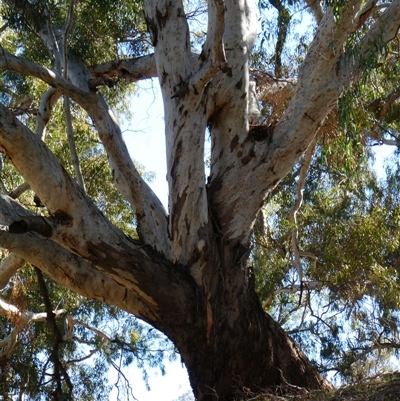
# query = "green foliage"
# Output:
<box><xmin>0</xmin><ymin>265</ymin><xmax>174</xmax><ymax>400</ymax></box>
<box><xmin>250</xmin><ymin>1</ymin><xmax>400</xmax><ymax>383</ymax></box>
<box><xmin>253</xmin><ymin>135</ymin><xmax>400</xmax><ymax>382</ymax></box>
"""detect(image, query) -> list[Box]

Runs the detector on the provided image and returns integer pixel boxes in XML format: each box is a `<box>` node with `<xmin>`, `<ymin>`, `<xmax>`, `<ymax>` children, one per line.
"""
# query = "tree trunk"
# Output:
<box><xmin>166</xmin><ymin>242</ymin><xmax>330</xmax><ymax>400</ymax></box>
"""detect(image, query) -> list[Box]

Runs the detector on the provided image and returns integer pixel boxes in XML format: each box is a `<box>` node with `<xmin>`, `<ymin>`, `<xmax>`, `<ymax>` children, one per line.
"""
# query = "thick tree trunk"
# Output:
<box><xmin>166</xmin><ymin>243</ymin><xmax>330</xmax><ymax>401</ymax></box>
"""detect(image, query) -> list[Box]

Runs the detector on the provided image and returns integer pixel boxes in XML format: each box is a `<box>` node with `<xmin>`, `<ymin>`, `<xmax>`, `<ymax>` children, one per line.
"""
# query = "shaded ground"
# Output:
<box><xmin>240</xmin><ymin>372</ymin><xmax>400</xmax><ymax>401</ymax></box>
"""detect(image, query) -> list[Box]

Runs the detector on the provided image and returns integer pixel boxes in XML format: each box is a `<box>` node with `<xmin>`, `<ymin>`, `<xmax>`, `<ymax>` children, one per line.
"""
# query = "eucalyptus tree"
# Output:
<box><xmin>1</xmin><ymin>0</ymin><xmax>400</xmax><ymax>400</ymax></box>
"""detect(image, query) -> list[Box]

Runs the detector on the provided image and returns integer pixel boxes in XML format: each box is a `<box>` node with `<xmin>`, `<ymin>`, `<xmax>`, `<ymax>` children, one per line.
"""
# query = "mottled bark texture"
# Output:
<box><xmin>1</xmin><ymin>0</ymin><xmax>400</xmax><ymax>399</ymax></box>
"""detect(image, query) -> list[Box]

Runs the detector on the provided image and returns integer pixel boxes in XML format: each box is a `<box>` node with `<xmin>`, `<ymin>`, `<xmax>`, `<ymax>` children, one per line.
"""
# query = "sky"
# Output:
<box><xmin>122</xmin><ymin>79</ymin><xmax>169</xmax><ymax>210</ymax></box>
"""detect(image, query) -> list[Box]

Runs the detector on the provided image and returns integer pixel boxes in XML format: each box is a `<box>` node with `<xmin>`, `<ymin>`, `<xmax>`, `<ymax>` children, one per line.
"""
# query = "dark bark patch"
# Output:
<box><xmin>249</xmin><ymin>124</ymin><xmax>275</xmax><ymax>143</ymax></box>
<box><xmin>230</xmin><ymin>135</ymin><xmax>239</xmax><ymax>152</ymax></box>
<box><xmin>155</xmin><ymin>7</ymin><xmax>169</xmax><ymax>29</ymax></box>
<box><xmin>241</xmin><ymin>149</ymin><xmax>255</xmax><ymax>165</ymax></box>
<box><xmin>144</xmin><ymin>16</ymin><xmax>158</xmax><ymax>46</ymax></box>
<box><xmin>220</xmin><ymin>63</ymin><xmax>232</xmax><ymax>77</ymax></box>
<box><xmin>51</xmin><ymin>210</ymin><xmax>73</xmax><ymax>227</ymax></box>
<box><xmin>235</xmin><ymin>78</ymin><xmax>243</xmax><ymax>90</ymax></box>
<box><xmin>170</xmin><ymin>140</ymin><xmax>183</xmax><ymax>179</ymax></box>
<box><xmin>8</xmin><ymin>220</ymin><xmax>28</xmax><ymax>234</ymax></box>
<box><xmin>9</xmin><ymin>216</ymin><xmax>52</xmax><ymax>237</ymax></box>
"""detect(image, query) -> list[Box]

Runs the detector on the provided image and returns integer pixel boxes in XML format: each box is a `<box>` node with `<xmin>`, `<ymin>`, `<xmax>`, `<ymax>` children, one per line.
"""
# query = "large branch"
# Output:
<box><xmin>0</xmin><ymin>193</ymin><xmax>199</xmax><ymax>331</ymax></box>
<box><xmin>287</xmin><ymin>136</ymin><xmax>317</xmax><ymax>283</ymax></box>
<box><xmin>0</xmin><ymin>107</ymin><xmax>154</xmax><ymax>269</ymax></box>
<box><xmin>62</xmin><ymin>55</ymin><xmax>170</xmax><ymax>255</ymax></box>
<box><xmin>208</xmin><ymin>1</ymin><xmax>368</xmax><ymax>245</ymax></box>
<box><xmin>3</xmin><ymin>1</ymin><xmax>166</xmax><ymax>248</ymax></box>
<box><xmin>0</xmin><ymin>228</ymin><xmax>200</xmax><ymax>331</ymax></box>
<box><xmin>143</xmin><ymin>0</ymin><xmax>211</xmax><ymax>265</ymax></box>
<box><xmin>85</xmin><ymin>94</ymin><xmax>170</xmax><ymax>256</ymax></box>
<box><xmin>304</xmin><ymin>0</ymin><xmax>323</xmax><ymax>24</ymax></box>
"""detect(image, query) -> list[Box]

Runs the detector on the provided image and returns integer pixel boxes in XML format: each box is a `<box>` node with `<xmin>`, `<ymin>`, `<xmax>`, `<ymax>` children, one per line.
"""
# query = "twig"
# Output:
<box><xmin>35</xmin><ymin>267</ymin><xmax>73</xmax><ymax>399</ymax></box>
<box><xmin>287</xmin><ymin>135</ymin><xmax>317</xmax><ymax>284</ymax></box>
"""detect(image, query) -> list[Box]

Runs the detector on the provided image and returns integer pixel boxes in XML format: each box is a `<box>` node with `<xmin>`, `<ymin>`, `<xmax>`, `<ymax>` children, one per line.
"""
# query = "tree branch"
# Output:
<box><xmin>339</xmin><ymin>0</ymin><xmax>400</xmax><ymax>87</ymax></box>
<box><xmin>350</xmin><ymin>0</ymin><xmax>379</xmax><ymax>33</ymax></box>
<box><xmin>189</xmin><ymin>0</ymin><xmax>227</xmax><ymax>94</ymax></box>
<box><xmin>0</xmin><ymin>38</ymin><xmax>170</xmax><ymax>255</ymax></box>
<box><xmin>60</xmin><ymin>0</ymin><xmax>85</xmax><ymax>191</ymax></box>
<box><xmin>34</xmin><ymin>87</ymin><xmax>61</xmax><ymax>138</ymax></box>
<box><xmin>35</xmin><ymin>267</ymin><xmax>73</xmax><ymax>397</ymax></box>
<box><xmin>208</xmin><ymin>2</ymin><xmax>365</xmax><ymax>245</ymax></box>
<box><xmin>90</xmin><ymin>54</ymin><xmax>157</xmax><ymax>82</ymax></box>
<box><xmin>143</xmin><ymin>0</ymin><xmax>210</xmax><ymax>264</ymax></box>
<box><xmin>0</xmin><ymin>46</ymin><xmax>90</xmax><ymax>102</ymax></box>
<box><xmin>0</xmin><ymin>254</ymin><xmax>24</xmax><ymax>289</ymax></box>
<box><xmin>304</xmin><ymin>0</ymin><xmax>323</xmax><ymax>24</ymax></box>
<box><xmin>0</xmin><ymin>102</ymin><xmax>168</xmax><ymax>265</ymax></box>
<box><xmin>0</xmin><ymin>212</ymin><xmax>199</xmax><ymax>332</ymax></box>
<box><xmin>287</xmin><ymin>135</ymin><xmax>317</xmax><ymax>283</ymax></box>
<box><xmin>0</xmin><ymin>295</ymin><xmax>66</xmax><ymax>358</ymax></box>
<box><xmin>64</xmin><ymin>96</ymin><xmax>86</xmax><ymax>190</ymax></box>
<box><xmin>269</xmin><ymin>0</ymin><xmax>291</xmax><ymax>78</ymax></box>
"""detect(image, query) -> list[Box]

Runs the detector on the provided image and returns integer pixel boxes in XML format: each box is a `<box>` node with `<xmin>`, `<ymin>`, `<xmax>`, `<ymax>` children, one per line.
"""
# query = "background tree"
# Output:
<box><xmin>0</xmin><ymin>0</ymin><xmax>400</xmax><ymax>400</ymax></box>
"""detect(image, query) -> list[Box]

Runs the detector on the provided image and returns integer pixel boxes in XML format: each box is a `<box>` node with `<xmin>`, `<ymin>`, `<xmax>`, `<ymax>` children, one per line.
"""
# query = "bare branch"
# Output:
<box><xmin>287</xmin><ymin>135</ymin><xmax>317</xmax><ymax>283</ymax></box>
<box><xmin>0</xmin><ymin>104</ymin><xmax>155</xmax><ymax>263</ymax></box>
<box><xmin>0</xmin><ymin>46</ymin><xmax>169</xmax><ymax>254</ymax></box>
<box><xmin>64</xmin><ymin>96</ymin><xmax>86</xmax><ymax>190</ymax></box>
<box><xmin>59</xmin><ymin>0</ymin><xmax>85</xmax><ymax>191</ymax></box>
<box><xmin>269</xmin><ymin>0</ymin><xmax>291</xmax><ymax>77</ymax></box>
<box><xmin>189</xmin><ymin>0</ymin><xmax>227</xmax><ymax>94</ymax></box>
<box><xmin>7</xmin><ymin>182</ymin><xmax>30</xmax><ymax>199</ymax></box>
<box><xmin>6</xmin><ymin>88</ymin><xmax>62</xmax><ymax>201</ymax></box>
<box><xmin>90</xmin><ymin>54</ymin><xmax>157</xmax><ymax>82</ymax></box>
<box><xmin>86</xmin><ymin>95</ymin><xmax>170</xmax><ymax>256</ymax></box>
<box><xmin>0</xmin><ymin>295</ymin><xmax>66</xmax><ymax>358</ymax></box>
<box><xmin>143</xmin><ymin>0</ymin><xmax>210</xmax><ymax>264</ymax></box>
<box><xmin>0</xmin><ymin>254</ymin><xmax>24</xmax><ymax>289</ymax></box>
<box><xmin>350</xmin><ymin>0</ymin><xmax>379</xmax><ymax>33</ymax></box>
<box><xmin>339</xmin><ymin>0</ymin><xmax>400</xmax><ymax>87</ymax></box>
<box><xmin>263</xmin><ymin>280</ymin><xmax>321</xmax><ymax>309</ymax></box>
<box><xmin>304</xmin><ymin>0</ymin><xmax>323</xmax><ymax>24</ymax></box>
<box><xmin>34</xmin><ymin>87</ymin><xmax>61</xmax><ymax>138</ymax></box>
<box><xmin>208</xmin><ymin>2</ymin><xmax>365</xmax><ymax>245</ymax></box>
<box><xmin>62</xmin><ymin>0</ymin><xmax>76</xmax><ymax>76</ymax></box>
<box><xmin>0</xmin><ymin>47</ymin><xmax>90</xmax><ymax>102</ymax></box>
<box><xmin>0</xmin><ymin>193</ymin><xmax>33</xmax><ymax>226</ymax></box>
<box><xmin>0</xmin><ymin>230</ymin><xmax>156</xmax><ymax>320</ymax></box>
<box><xmin>43</xmin><ymin>4</ymin><xmax>62</xmax><ymax>73</ymax></box>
